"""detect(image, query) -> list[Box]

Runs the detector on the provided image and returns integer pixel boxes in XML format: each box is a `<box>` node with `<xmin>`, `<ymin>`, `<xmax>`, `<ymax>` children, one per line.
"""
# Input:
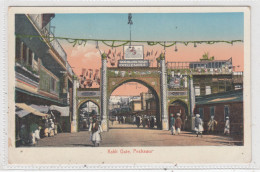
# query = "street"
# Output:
<box><xmin>35</xmin><ymin>123</ymin><xmax>242</xmax><ymax>147</ymax></box>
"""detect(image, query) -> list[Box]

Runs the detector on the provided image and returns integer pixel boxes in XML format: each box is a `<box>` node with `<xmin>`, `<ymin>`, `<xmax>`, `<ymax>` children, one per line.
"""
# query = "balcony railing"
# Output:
<box><xmin>66</xmin><ymin>61</ymin><xmax>74</xmax><ymax>76</ymax></box>
<box><xmin>28</xmin><ymin>14</ymin><xmax>67</xmax><ymax>63</ymax></box>
<box><xmin>15</xmin><ymin>63</ymin><xmax>40</xmax><ymax>88</ymax></box>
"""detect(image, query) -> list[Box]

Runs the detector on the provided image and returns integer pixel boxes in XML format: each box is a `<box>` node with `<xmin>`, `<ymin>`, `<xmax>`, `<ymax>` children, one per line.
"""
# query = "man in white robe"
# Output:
<box><xmin>89</xmin><ymin>116</ymin><xmax>102</xmax><ymax>147</ymax></box>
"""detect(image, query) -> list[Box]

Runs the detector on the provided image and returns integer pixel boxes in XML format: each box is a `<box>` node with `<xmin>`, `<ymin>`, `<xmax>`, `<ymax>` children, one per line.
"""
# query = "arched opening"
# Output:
<box><xmin>168</xmin><ymin>100</ymin><xmax>189</xmax><ymax>131</ymax></box>
<box><xmin>108</xmin><ymin>79</ymin><xmax>161</xmax><ymax>130</ymax></box>
<box><xmin>78</xmin><ymin>100</ymin><xmax>100</xmax><ymax>131</ymax></box>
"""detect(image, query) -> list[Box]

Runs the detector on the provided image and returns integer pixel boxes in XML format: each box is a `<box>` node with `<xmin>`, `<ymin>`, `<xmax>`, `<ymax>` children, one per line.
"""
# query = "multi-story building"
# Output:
<box><xmin>15</xmin><ymin>14</ymin><xmax>75</xmax><ymax>143</ymax></box>
<box><xmin>140</xmin><ymin>92</ymin><xmax>153</xmax><ymax>110</ymax></box>
<box><xmin>166</xmin><ymin>57</ymin><xmax>243</xmax><ymax>130</ymax></box>
<box><xmin>130</xmin><ymin>100</ymin><xmax>142</xmax><ymax>112</ymax></box>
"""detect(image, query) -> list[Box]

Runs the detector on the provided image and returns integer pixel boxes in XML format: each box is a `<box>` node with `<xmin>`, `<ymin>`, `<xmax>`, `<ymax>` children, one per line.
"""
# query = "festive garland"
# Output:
<box><xmin>15</xmin><ymin>34</ymin><xmax>243</xmax><ymax>48</ymax></box>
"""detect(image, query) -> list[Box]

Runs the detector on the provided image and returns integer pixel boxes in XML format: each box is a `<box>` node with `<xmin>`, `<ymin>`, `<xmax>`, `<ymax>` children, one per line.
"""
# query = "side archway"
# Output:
<box><xmin>77</xmin><ymin>99</ymin><xmax>101</xmax><ymax>131</ymax></box>
<box><xmin>168</xmin><ymin>99</ymin><xmax>189</xmax><ymax>131</ymax></box>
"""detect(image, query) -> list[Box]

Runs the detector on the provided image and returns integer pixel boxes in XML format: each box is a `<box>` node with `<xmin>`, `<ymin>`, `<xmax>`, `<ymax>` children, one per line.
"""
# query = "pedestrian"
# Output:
<box><xmin>147</xmin><ymin>117</ymin><xmax>150</xmax><ymax>128</ymax></box>
<box><xmin>49</xmin><ymin>119</ymin><xmax>55</xmax><ymax>137</ymax></box>
<box><xmin>150</xmin><ymin>116</ymin><xmax>155</xmax><ymax>128</ymax></box>
<box><xmin>136</xmin><ymin>116</ymin><xmax>140</xmax><ymax>128</ymax></box>
<box><xmin>111</xmin><ymin>118</ymin><xmax>114</xmax><ymax>126</ymax></box>
<box><xmin>19</xmin><ymin>124</ymin><xmax>28</xmax><ymax>145</ymax></box>
<box><xmin>89</xmin><ymin>116</ymin><xmax>103</xmax><ymax>147</ymax></box>
<box><xmin>35</xmin><ymin>126</ymin><xmax>41</xmax><ymax>142</ymax></box>
<box><xmin>207</xmin><ymin>116</ymin><xmax>218</xmax><ymax>134</ymax></box>
<box><xmin>142</xmin><ymin>117</ymin><xmax>146</xmax><ymax>128</ymax></box>
<box><xmin>224</xmin><ymin>116</ymin><xmax>230</xmax><ymax>135</ymax></box>
<box><xmin>175</xmin><ymin>113</ymin><xmax>182</xmax><ymax>135</ymax></box>
<box><xmin>195</xmin><ymin>114</ymin><xmax>204</xmax><ymax>137</ymax></box>
<box><xmin>170</xmin><ymin>114</ymin><xmax>176</xmax><ymax>135</ymax></box>
<box><xmin>29</xmin><ymin>122</ymin><xmax>38</xmax><ymax>145</ymax></box>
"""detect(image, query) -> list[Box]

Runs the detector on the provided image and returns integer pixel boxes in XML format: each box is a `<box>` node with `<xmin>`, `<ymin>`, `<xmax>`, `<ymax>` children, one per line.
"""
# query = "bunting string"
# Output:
<box><xmin>15</xmin><ymin>34</ymin><xmax>243</xmax><ymax>48</ymax></box>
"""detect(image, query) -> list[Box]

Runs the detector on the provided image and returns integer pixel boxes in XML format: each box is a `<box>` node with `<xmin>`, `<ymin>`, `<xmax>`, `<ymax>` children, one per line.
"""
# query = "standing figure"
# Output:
<box><xmin>29</xmin><ymin>122</ymin><xmax>38</xmax><ymax>145</ymax></box>
<box><xmin>195</xmin><ymin>114</ymin><xmax>204</xmax><ymax>137</ymax></box>
<box><xmin>89</xmin><ymin>116</ymin><xmax>103</xmax><ymax>147</ymax></box>
<box><xmin>49</xmin><ymin>119</ymin><xmax>55</xmax><ymax>137</ymax></box>
<box><xmin>224</xmin><ymin>116</ymin><xmax>230</xmax><ymax>135</ymax></box>
<box><xmin>142</xmin><ymin>117</ymin><xmax>146</xmax><ymax>128</ymax></box>
<box><xmin>20</xmin><ymin>124</ymin><xmax>28</xmax><ymax>145</ymax></box>
<box><xmin>170</xmin><ymin>114</ymin><xmax>176</xmax><ymax>135</ymax></box>
<box><xmin>35</xmin><ymin>126</ymin><xmax>41</xmax><ymax>142</ymax></box>
<box><xmin>150</xmin><ymin>116</ymin><xmax>155</xmax><ymax>128</ymax></box>
<box><xmin>136</xmin><ymin>116</ymin><xmax>140</xmax><ymax>128</ymax></box>
<box><xmin>147</xmin><ymin>117</ymin><xmax>150</xmax><ymax>128</ymax></box>
<box><xmin>207</xmin><ymin>116</ymin><xmax>218</xmax><ymax>134</ymax></box>
<box><xmin>175</xmin><ymin>113</ymin><xmax>182</xmax><ymax>135</ymax></box>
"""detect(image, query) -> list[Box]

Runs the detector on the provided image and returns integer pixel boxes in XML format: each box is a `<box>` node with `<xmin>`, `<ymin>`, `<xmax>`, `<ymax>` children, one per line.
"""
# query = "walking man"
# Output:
<box><xmin>207</xmin><ymin>116</ymin><xmax>218</xmax><ymax>134</ymax></box>
<box><xmin>136</xmin><ymin>116</ymin><xmax>140</xmax><ymax>128</ymax></box>
<box><xmin>224</xmin><ymin>116</ymin><xmax>230</xmax><ymax>135</ymax></box>
<box><xmin>89</xmin><ymin>116</ymin><xmax>103</xmax><ymax>147</ymax></box>
<box><xmin>170</xmin><ymin>114</ymin><xmax>176</xmax><ymax>135</ymax></box>
<box><xmin>195</xmin><ymin>114</ymin><xmax>204</xmax><ymax>137</ymax></box>
<box><xmin>175</xmin><ymin>113</ymin><xmax>182</xmax><ymax>135</ymax></box>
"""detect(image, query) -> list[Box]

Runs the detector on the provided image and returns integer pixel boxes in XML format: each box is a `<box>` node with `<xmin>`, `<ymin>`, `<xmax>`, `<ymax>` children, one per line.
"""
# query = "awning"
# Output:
<box><xmin>30</xmin><ymin>104</ymin><xmax>49</xmax><ymax>113</ymax></box>
<box><xmin>50</xmin><ymin>105</ymin><xmax>70</xmax><ymax>117</ymax></box>
<box><xmin>16</xmin><ymin>103</ymin><xmax>48</xmax><ymax>118</ymax></box>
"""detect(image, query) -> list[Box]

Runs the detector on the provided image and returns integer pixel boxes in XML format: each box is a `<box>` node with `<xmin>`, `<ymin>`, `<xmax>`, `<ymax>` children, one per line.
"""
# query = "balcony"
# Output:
<box><xmin>27</xmin><ymin>14</ymin><xmax>67</xmax><ymax>63</ymax></box>
<box><xmin>66</xmin><ymin>61</ymin><xmax>74</xmax><ymax>76</ymax></box>
<box><xmin>15</xmin><ymin>62</ymin><xmax>39</xmax><ymax>88</ymax></box>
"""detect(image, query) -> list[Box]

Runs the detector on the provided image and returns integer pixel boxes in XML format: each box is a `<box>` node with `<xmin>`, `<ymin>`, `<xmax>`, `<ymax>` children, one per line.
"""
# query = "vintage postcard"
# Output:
<box><xmin>7</xmin><ymin>7</ymin><xmax>250</xmax><ymax>165</ymax></box>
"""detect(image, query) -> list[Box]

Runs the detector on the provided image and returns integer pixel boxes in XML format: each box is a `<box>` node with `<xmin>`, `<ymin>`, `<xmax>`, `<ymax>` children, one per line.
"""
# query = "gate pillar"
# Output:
<box><xmin>71</xmin><ymin>77</ymin><xmax>78</xmax><ymax>133</ymax></box>
<box><xmin>101</xmin><ymin>53</ymin><xmax>108</xmax><ymax>131</ymax></box>
<box><xmin>160</xmin><ymin>54</ymin><xmax>169</xmax><ymax>130</ymax></box>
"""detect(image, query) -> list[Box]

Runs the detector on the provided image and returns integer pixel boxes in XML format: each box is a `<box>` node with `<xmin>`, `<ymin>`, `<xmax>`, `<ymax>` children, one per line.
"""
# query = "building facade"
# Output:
<box><xmin>194</xmin><ymin>89</ymin><xmax>243</xmax><ymax>144</ymax></box>
<box><xmin>15</xmin><ymin>14</ymin><xmax>75</xmax><ymax>144</ymax></box>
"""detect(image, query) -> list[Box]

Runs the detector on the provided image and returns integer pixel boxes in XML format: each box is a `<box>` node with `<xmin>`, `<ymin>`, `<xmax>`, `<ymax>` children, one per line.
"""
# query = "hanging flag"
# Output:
<box><xmin>86</xmin><ymin>70</ymin><xmax>88</xmax><ymax>77</ymax></box>
<box><xmin>155</xmin><ymin>51</ymin><xmax>158</xmax><ymax>56</ymax></box>
<box><xmin>110</xmin><ymin>58</ymin><xmax>115</xmax><ymax>66</ymax></box>
<box><xmin>82</xmin><ymin>68</ymin><xmax>86</xmax><ymax>76</ymax></box>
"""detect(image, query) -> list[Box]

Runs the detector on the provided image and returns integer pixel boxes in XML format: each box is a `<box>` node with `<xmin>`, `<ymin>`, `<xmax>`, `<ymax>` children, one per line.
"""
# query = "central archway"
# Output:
<box><xmin>107</xmin><ymin>78</ymin><xmax>161</xmax><ymax>129</ymax></box>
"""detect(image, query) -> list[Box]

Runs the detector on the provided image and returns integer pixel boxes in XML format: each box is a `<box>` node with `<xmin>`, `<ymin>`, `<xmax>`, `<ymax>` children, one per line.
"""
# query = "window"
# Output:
<box><xmin>208</xmin><ymin>62</ymin><xmax>212</xmax><ymax>68</ymax></box>
<box><xmin>195</xmin><ymin>86</ymin><xmax>200</xmax><ymax>96</ymax></box>
<box><xmin>50</xmin><ymin>77</ymin><xmax>56</xmax><ymax>92</ymax></box>
<box><xmin>205</xmin><ymin>86</ymin><xmax>211</xmax><ymax>95</ymax></box>
<box><xmin>28</xmin><ymin>49</ymin><xmax>33</xmax><ymax>66</ymax></box>
<box><xmin>22</xmin><ymin>43</ymin><xmax>27</xmax><ymax>64</ymax></box>
<box><xmin>15</xmin><ymin>37</ymin><xmax>21</xmax><ymax>61</ymax></box>
<box><xmin>199</xmin><ymin>108</ymin><xmax>204</xmax><ymax>119</ymax></box>
<box><xmin>224</xmin><ymin>105</ymin><xmax>230</xmax><ymax>121</ymax></box>
<box><xmin>147</xmin><ymin>102</ymin><xmax>151</xmax><ymax>110</ymax></box>
<box><xmin>210</xmin><ymin>106</ymin><xmax>215</xmax><ymax>117</ymax></box>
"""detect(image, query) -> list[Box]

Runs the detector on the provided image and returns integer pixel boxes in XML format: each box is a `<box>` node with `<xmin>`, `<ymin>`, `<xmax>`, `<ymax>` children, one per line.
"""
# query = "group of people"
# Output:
<box><xmin>194</xmin><ymin>114</ymin><xmax>230</xmax><ymax>137</ymax></box>
<box><xmin>170</xmin><ymin>113</ymin><xmax>231</xmax><ymax>137</ymax></box>
<box><xmin>19</xmin><ymin>118</ymin><xmax>58</xmax><ymax>146</ymax></box>
<box><xmin>169</xmin><ymin>113</ymin><xmax>183</xmax><ymax>135</ymax></box>
<box><xmin>135</xmin><ymin>116</ymin><xmax>155</xmax><ymax>129</ymax></box>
